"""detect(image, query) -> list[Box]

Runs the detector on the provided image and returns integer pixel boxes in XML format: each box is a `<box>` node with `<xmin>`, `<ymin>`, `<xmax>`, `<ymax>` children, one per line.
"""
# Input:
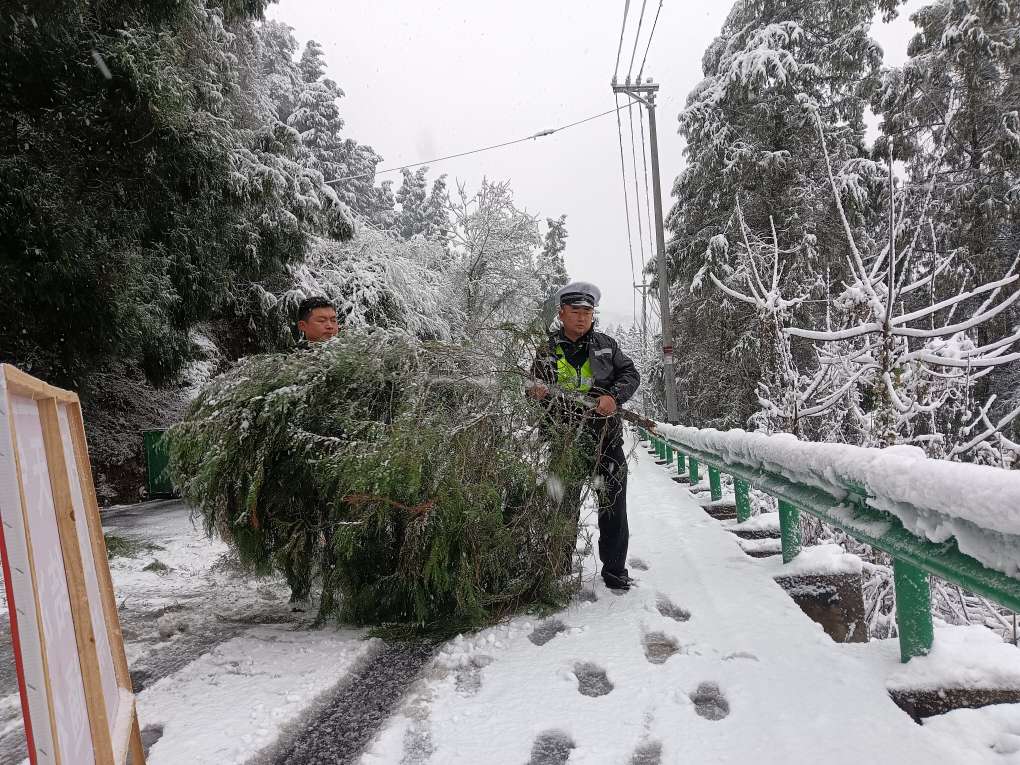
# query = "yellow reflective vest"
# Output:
<box><xmin>555</xmin><ymin>345</ymin><xmax>594</xmax><ymax>392</ymax></box>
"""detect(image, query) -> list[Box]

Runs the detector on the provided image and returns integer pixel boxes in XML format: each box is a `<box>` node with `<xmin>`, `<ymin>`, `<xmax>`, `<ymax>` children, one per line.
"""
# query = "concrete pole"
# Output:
<box><xmin>645</xmin><ymin>92</ymin><xmax>680</xmax><ymax>423</ymax></box>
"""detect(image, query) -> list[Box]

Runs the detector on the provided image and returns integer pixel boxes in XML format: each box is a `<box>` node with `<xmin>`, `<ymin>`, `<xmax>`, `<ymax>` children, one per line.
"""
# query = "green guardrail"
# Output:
<box><xmin>636</xmin><ymin>426</ymin><xmax>1020</xmax><ymax>663</ymax></box>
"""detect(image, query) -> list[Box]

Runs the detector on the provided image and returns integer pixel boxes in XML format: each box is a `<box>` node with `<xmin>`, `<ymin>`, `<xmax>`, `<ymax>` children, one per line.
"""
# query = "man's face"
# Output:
<box><xmin>559</xmin><ymin>303</ymin><xmax>594</xmax><ymax>337</ymax></box>
<box><xmin>298</xmin><ymin>307</ymin><xmax>339</xmax><ymax>342</ymax></box>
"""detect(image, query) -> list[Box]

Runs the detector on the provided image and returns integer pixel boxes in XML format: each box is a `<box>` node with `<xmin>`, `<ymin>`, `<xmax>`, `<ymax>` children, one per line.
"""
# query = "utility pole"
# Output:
<box><xmin>612</xmin><ymin>78</ymin><xmax>680</xmax><ymax>424</ymax></box>
<box><xmin>635</xmin><ymin>280</ymin><xmax>651</xmax><ymax>417</ymax></box>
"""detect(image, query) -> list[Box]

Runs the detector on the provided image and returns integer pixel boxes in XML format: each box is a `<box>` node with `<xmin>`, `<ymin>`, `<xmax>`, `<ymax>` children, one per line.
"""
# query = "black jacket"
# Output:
<box><xmin>532</xmin><ymin>329</ymin><xmax>640</xmax><ymax>403</ymax></box>
<box><xmin>531</xmin><ymin>328</ymin><xmax>641</xmax><ymax>445</ymax></box>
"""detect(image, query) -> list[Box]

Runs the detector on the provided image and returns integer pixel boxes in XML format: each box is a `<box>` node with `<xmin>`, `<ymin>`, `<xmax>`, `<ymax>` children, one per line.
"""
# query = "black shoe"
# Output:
<box><xmin>602</xmin><ymin>571</ymin><xmax>634</xmax><ymax>591</ymax></box>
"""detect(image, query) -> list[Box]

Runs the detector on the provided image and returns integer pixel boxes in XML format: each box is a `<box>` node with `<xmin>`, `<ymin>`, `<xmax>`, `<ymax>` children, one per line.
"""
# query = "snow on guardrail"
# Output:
<box><xmin>656</xmin><ymin>424</ymin><xmax>1020</xmax><ymax>579</ymax></box>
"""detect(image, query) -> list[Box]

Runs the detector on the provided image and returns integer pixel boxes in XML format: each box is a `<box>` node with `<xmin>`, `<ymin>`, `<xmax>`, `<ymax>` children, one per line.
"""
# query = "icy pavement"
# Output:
<box><xmin>358</xmin><ymin>435</ymin><xmax>1020</xmax><ymax>765</ymax></box>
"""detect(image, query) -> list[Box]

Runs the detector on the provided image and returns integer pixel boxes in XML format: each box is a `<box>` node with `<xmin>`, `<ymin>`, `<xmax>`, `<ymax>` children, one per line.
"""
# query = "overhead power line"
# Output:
<box><xmin>325</xmin><ymin>106</ymin><xmax>627</xmax><ymax>185</ymax></box>
<box><xmin>626</xmin><ymin>100</ymin><xmax>648</xmax><ymax>271</ymax></box>
<box><xmin>636</xmin><ymin>0</ymin><xmax>664</xmax><ymax>83</ymax></box>
<box><xmin>627</xmin><ymin>0</ymin><xmax>650</xmax><ymax>80</ymax></box>
<box><xmin>613</xmin><ymin>0</ymin><xmax>632</xmax><ymax>80</ymax></box>
<box><xmin>638</xmin><ymin>107</ymin><xmax>656</xmax><ymax>267</ymax></box>
<box><xmin>614</xmin><ymin>93</ymin><xmax>639</xmax><ymax>294</ymax></box>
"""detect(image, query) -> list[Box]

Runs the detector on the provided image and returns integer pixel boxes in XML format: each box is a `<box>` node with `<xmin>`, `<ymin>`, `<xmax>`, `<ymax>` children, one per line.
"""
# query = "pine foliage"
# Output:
<box><xmin>165</xmin><ymin>331</ymin><xmax>583</xmax><ymax>633</ymax></box>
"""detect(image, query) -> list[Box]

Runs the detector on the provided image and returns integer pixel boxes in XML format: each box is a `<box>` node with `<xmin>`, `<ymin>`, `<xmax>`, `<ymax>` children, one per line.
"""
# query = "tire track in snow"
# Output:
<box><xmin>267</xmin><ymin>640</ymin><xmax>439</xmax><ymax>765</ymax></box>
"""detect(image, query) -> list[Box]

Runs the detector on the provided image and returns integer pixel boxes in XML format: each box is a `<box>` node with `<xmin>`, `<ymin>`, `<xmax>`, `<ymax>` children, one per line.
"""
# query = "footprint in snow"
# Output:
<box><xmin>454</xmin><ymin>654</ymin><xmax>492</xmax><ymax>696</ymax></box>
<box><xmin>690</xmin><ymin>682</ymin><xmax>730</xmax><ymax>721</ymax></box>
<box><xmin>529</xmin><ymin>619</ymin><xmax>568</xmax><ymax>646</ymax></box>
<box><xmin>528</xmin><ymin>729</ymin><xmax>576</xmax><ymax>765</ymax></box>
<box><xmin>628</xmin><ymin>558</ymin><xmax>649</xmax><ymax>571</ymax></box>
<box><xmin>655</xmin><ymin>594</ymin><xmax>690</xmax><ymax>623</ymax></box>
<box><xmin>140</xmin><ymin>724</ymin><xmax>164</xmax><ymax>756</ymax></box>
<box><xmin>629</xmin><ymin>740</ymin><xmax>663</xmax><ymax>765</ymax></box>
<box><xmin>642</xmin><ymin>631</ymin><xmax>681</xmax><ymax>665</ymax></box>
<box><xmin>573</xmin><ymin>662</ymin><xmax>613</xmax><ymax>697</ymax></box>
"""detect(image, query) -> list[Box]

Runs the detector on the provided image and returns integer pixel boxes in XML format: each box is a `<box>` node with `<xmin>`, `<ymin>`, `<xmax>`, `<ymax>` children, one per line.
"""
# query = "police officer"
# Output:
<box><xmin>528</xmin><ymin>281</ymin><xmax>641</xmax><ymax>591</ymax></box>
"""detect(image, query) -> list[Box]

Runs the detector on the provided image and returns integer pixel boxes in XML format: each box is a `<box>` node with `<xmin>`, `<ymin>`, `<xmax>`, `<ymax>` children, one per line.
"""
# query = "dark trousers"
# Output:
<box><xmin>564</xmin><ymin>439</ymin><xmax>629</xmax><ymax>579</ymax></box>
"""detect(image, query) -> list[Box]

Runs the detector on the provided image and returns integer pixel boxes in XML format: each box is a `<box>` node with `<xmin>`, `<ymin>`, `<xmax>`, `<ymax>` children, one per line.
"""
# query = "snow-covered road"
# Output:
<box><xmin>359</xmin><ymin>436</ymin><xmax>1020</xmax><ymax>764</ymax></box>
<box><xmin>3</xmin><ymin>435</ymin><xmax>1020</xmax><ymax>764</ymax></box>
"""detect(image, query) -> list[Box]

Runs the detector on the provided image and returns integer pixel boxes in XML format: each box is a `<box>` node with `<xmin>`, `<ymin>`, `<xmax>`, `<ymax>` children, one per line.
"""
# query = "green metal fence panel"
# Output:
<box><xmin>656</xmin><ymin>426</ymin><xmax>1020</xmax><ymax>663</ymax></box>
<box><xmin>893</xmin><ymin>559</ymin><xmax>934</xmax><ymax>662</ymax></box>
<box><xmin>734</xmin><ymin>478</ymin><xmax>751</xmax><ymax>523</ymax></box>
<box><xmin>659</xmin><ymin>433</ymin><xmax>1020</xmax><ymax>614</ymax></box>
<box><xmin>778</xmin><ymin>500</ymin><xmax>802</xmax><ymax>563</ymax></box>
<box><xmin>143</xmin><ymin>429</ymin><xmax>174</xmax><ymax>498</ymax></box>
<box><xmin>708</xmin><ymin>467</ymin><xmax>722</xmax><ymax>502</ymax></box>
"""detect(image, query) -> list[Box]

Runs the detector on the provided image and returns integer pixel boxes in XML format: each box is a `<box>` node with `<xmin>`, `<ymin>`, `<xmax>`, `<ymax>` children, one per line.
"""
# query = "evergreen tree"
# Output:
<box><xmin>395</xmin><ymin>167</ymin><xmax>449</xmax><ymax>241</ymax></box>
<box><xmin>538</xmin><ymin>216</ymin><xmax>570</xmax><ymax>295</ymax></box>
<box><xmin>287</xmin><ymin>39</ymin><xmax>396</xmax><ymax>227</ymax></box>
<box><xmin>287</xmin><ymin>76</ymin><xmax>346</xmax><ymax>180</ymax></box>
<box><xmin>0</xmin><ymin>0</ymin><xmax>350</xmax><ymax>388</ymax></box>
<box><xmin>664</xmin><ymin>0</ymin><xmax>894</xmax><ymax>430</ymax></box>
<box><xmin>334</xmin><ymin>141</ymin><xmax>397</xmax><ymax>228</ymax></box>
<box><xmin>298</xmin><ymin>39</ymin><xmax>327</xmax><ymax>82</ymax></box>
<box><xmin>250</xmin><ymin>20</ymin><xmax>306</xmax><ymax>123</ymax></box>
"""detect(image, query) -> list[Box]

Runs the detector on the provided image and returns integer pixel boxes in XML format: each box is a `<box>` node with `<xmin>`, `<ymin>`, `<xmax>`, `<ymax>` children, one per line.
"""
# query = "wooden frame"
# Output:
<box><xmin>0</xmin><ymin>365</ymin><xmax>144</xmax><ymax>765</ymax></box>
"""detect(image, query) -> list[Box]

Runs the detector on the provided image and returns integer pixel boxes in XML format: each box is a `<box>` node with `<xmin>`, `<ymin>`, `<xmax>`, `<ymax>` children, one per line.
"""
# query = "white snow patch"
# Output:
<box><xmin>761</xmin><ymin>543</ymin><xmax>864</xmax><ymax>577</ymax></box>
<box><xmin>887</xmin><ymin>625</ymin><xmax>1020</xmax><ymax>692</ymax></box>
<box><xmin>140</xmin><ymin>626</ymin><xmax>377</xmax><ymax>765</ymax></box>
<box><xmin>738</xmin><ymin>537</ymin><xmax>782</xmax><ymax>555</ymax></box>
<box><xmin>923</xmin><ymin>704</ymin><xmax>1020</xmax><ymax>757</ymax></box>
<box><xmin>725</xmin><ymin>511</ymin><xmax>781</xmax><ymax>532</ymax></box>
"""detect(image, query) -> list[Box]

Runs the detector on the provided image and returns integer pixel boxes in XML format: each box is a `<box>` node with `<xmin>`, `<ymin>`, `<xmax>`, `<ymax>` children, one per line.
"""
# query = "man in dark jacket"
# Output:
<box><xmin>528</xmin><ymin>281</ymin><xmax>640</xmax><ymax>590</ymax></box>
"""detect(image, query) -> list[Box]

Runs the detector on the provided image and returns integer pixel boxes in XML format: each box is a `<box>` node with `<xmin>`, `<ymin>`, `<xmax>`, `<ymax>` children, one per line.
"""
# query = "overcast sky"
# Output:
<box><xmin>267</xmin><ymin>1</ymin><xmax>925</xmax><ymax>328</ymax></box>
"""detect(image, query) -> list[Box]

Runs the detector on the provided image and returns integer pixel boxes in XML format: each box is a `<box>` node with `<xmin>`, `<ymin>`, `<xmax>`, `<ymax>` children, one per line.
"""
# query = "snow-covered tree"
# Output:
<box><xmin>779</xmin><ymin>115</ymin><xmax>1020</xmax><ymax>454</ymax></box>
<box><xmin>394</xmin><ymin>167</ymin><xmax>449</xmax><ymax>241</ymax></box>
<box><xmin>664</xmin><ymin>0</ymin><xmax>894</xmax><ymax>429</ymax></box>
<box><xmin>298</xmin><ymin>39</ymin><xmax>327</xmax><ymax>82</ymax></box>
<box><xmin>333</xmin><ymin>141</ymin><xmax>397</xmax><ymax>228</ymax></box>
<box><xmin>447</xmin><ymin>180</ymin><xmax>543</xmax><ymax>336</ymax></box>
<box><xmin>615</xmin><ymin>323</ymin><xmax>658</xmax><ymax>417</ymax></box>
<box><xmin>281</xmin><ymin>229</ymin><xmax>461</xmax><ymax>342</ymax></box>
<box><xmin>874</xmin><ymin>0</ymin><xmax>1020</xmax><ymax>453</ymax></box>
<box><xmin>287</xmin><ymin>76</ymin><xmax>346</xmax><ymax>179</ymax></box>
<box><xmin>536</xmin><ymin>215</ymin><xmax>570</xmax><ymax>323</ymax></box>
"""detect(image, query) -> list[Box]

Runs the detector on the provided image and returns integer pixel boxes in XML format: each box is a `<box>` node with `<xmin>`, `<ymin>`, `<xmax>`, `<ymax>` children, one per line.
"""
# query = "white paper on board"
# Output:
<box><xmin>11</xmin><ymin>393</ymin><xmax>95</xmax><ymax>765</ymax></box>
<box><xmin>0</xmin><ymin>375</ymin><xmax>57</xmax><ymax>764</ymax></box>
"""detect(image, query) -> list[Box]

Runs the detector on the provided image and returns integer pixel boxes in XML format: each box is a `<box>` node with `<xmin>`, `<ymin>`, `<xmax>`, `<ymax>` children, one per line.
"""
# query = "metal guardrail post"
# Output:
<box><xmin>688</xmin><ymin>457</ymin><xmax>700</xmax><ymax>484</ymax></box>
<box><xmin>893</xmin><ymin>559</ymin><xmax>934</xmax><ymax>662</ymax></box>
<box><xmin>664</xmin><ymin>443</ymin><xmax>674</xmax><ymax>464</ymax></box>
<box><xmin>734</xmin><ymin>478</ymin><xmax>751</xmax><ymax>523</ymax></box>
<box><xmin>778</xmin><ymin>500</ymin><xmax>802</xmax><ymax>563</ymax></box>
<box><xmin>676</xmin><ymin>451</ymin><xmax>686</xmax><ymax>474</ymax></box>
<box><xmin>708</xmin><ymin>466</ymin><xmax>722</xmax><ymax>502</ymax></box>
